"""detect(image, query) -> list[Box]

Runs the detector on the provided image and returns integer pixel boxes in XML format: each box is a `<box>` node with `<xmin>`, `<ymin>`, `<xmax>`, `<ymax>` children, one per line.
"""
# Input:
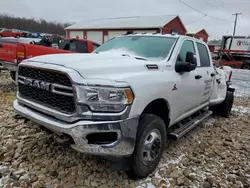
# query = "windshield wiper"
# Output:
<box><xmin>121</xmin><ymin>54</ymin><xmax>147</xmax><ymax>61</ymax></box>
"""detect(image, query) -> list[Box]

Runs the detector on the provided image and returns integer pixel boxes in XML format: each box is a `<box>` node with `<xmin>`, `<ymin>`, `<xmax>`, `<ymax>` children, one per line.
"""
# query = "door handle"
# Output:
<box><xmin>211</xmin><ymin>73</ymin><xmax>215</xmax><ymax>77</ymax></box>
<box><xmin>195</xmin><ymin>75</ymin><xmax>202</xmax><ymax>79</ymax></box>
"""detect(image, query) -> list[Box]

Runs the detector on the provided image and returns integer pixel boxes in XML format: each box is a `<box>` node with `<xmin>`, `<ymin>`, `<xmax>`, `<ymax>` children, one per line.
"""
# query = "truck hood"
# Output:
<box><xmin>25</xmin><ymin>52</ymin><xmax>161</xmax><ymax>80</ymax></box>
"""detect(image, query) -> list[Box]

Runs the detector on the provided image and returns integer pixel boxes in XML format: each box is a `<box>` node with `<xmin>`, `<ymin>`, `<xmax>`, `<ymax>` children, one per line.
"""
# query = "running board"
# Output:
<box><xmin>168</xmin><ymin>110</ymin><xmax>212</xmax><ymax>140</ymax></box>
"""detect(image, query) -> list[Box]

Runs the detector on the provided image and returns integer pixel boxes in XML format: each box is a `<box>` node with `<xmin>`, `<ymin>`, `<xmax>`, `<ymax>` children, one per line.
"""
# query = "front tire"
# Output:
<box><xmin>210</xmin><ymin>91</ymin><xmax>234</xmax><ymax>118</ymax></box>
<box><xmin>127</xmin><ymin>114</ymin><xmax>166</xmax><ymax>179</ymax></box>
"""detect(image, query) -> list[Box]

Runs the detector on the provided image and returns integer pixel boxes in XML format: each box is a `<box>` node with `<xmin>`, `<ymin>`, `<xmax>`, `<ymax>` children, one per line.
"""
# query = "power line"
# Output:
<box><xmin>212</xmin><ymin>0</ymin><xmax>229</xmax><ymax>11</ymax></box>
<box><xmin>203</xmin><ymin>0</ymin><xmax>231</xmax><ymax>15</ymax></box>
<box><xmin>178</xmin><ymin>0</ymin><xmax>232</xmax><ymax>22</ymax></box>
<box><xmin>186</xmin><ymin>15</ymin><xmax>207</xmax><ymax>25</ymax></box>
<box><xmin>202</xmin><ymin>0</ymin><xmax>220</xmax><ymax>10</ymax></box>
<box><xmin>178</xmin><ymin>0</ymin><xmax>207</xmax><ymax>16</ymax></box>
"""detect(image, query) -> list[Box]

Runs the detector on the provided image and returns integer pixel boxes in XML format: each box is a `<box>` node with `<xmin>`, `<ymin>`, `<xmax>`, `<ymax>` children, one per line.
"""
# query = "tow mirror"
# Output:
<box><xmin>186</xmin><ymin>51</ymin><xmax>197</xmax><ymax>65</ymax></box>
<box><xmin>175</xmin><ymin>51</ymin><xmax>197</xmax><ymax>73</ymax></box>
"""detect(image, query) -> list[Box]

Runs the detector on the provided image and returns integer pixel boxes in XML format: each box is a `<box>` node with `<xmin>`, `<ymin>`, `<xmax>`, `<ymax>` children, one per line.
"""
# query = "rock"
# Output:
<box><xmin>0</xmin><ymin>165</ymin><xmax>9</xmax><ymax>174</ymax></box>
<box><xmin>98</xmin><ymin>184</ymin><xmax>110</xmax><ymax>188</ymax></box>
<box><xmin>107</xmin><ymin>180</ymin><xmax>114</xmax><ymax>186</ymax></box>
<box><xmin>151</xmin><ymin>178</ymin><xmax>160</xmax><ymax>186</ymax></box>
<box><xmin>32</xmin><ymin>181</ymin><xmax>43</xmax><ymax>188</ymax></box>
<box><xmin>38</xmin><ymin>174</ymin><xmax>46</xmax><ymax>181</ymax></box>
<box><xmin>177</xmin><ymin>175</ymin><xmax>186</xmax><ymax>185</ymax></box>
<box><xmin>84</xmin><ymin>179</ymin><xmax>90</xmax><ymax>186</ymax></box>
<box><xmin>158</xmin><ymin>179</ymin><xmax>168</xmax><ymax>187</ymax></box>
<box><xmin>91</xmin><ymin>181</ymin><xmax>99</xmax><ymax>187</ymax></box>
<box><xmin>13</xmin><ymin>169</ymin><xmax>25</xmax><ymax>175</ymax></box>
<box><xmin>183</xmin><ymin>168</ymin><xmax>192</xmax><ymax>177</ymax></box>
<box><xmin>30</xmin><ymin>174</ymin><xmax>38</xmax><ymax>183</ymax></box>
<box><xmin>171</xmin><ymin>169</ymin><xmax>183</xmax><ymax>178</ymax></box>
<box><xmin>32</xmin><ymin>165</ymin><xmax>41</xmax><ymax>171</ymax></box>
<box><xmin>100</xmin><ymin>179</ymin><xmax>107</xmax><ymax>184</ymax></box>
<box><xmin>227</xmin><ymin>174</ymin><xmax>237</xmax><ymax>183</ymax></box>
<box><xmin>1</xmin><ymin>177</ymin><xmax>9</xmax><ymax>185</ymax></box>
<box><xmin>48</xmin><ymin>171</ymin><xmax>58</xmax><ymax>178</ymax></box>
<box><xmin>203</xmin><ymin>181</ymin><xmax>212</xmax><ymax>188</ymax></box>
<box><xmin>19</xmin><ymin>174</ymin><xmax>30</xmax><ymax>181</ymax></box>
<box><xmin>10</xmin><ymin>174</ymin><xmax>20</xmax><ymax>181</ymax></box>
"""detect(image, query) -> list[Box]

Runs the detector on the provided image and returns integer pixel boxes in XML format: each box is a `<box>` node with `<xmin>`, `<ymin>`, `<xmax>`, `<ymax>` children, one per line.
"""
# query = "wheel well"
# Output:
<box><xmin>142</xmin><ymin>99</ymin><xmax>170</xmax><ymax>128</ymax></box>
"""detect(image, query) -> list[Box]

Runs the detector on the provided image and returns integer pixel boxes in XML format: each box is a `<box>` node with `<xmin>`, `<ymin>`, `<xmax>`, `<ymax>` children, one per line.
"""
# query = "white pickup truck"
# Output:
<box><xmin>13</xmin><ymin>34</ymin><xmax>235</xmax><ymax>178</ymax></box>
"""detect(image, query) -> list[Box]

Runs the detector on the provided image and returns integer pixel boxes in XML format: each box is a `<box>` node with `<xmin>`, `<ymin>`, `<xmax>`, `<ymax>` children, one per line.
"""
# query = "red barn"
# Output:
<box><xmin>64</xmin><ymin>15</ymin><xmax>187</xmax><ymax>44</ymax></box>
<box><xmin>186</xmin><ymin>28</ymin><xmax>209</xmax><ymax>43</ymax></box>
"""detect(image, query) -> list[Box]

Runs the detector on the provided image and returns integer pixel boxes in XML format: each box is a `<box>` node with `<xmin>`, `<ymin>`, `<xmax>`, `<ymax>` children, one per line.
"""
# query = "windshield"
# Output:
<box><xmin>94</xmin><ymin>36</ymin><xmax>177</xmax><ymax>61</ymax></box>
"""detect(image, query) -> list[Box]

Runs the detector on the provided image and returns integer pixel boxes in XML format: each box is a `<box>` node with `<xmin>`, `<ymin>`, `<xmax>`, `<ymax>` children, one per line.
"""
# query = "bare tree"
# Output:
<box><xmin>0</xmin><ymin>14</ymin><xmax>71</xmax><ymax>35</ymax></box>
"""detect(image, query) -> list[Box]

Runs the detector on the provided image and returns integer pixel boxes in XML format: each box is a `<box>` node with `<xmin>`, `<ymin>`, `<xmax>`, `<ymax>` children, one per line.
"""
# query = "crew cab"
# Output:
<box><xmin>0</xmin><ymin>38</ymin><xmax>100</xmax><ymax>80</ymax></box>
<box><xmin>13</xmin><ymin>34</ymin><xmax>235</xmax><ymax>179</ymax></box>
<box><xmin>0</xmin><ymin>29</ymin><xmax>23</xmax><ymax>38</ymax></box>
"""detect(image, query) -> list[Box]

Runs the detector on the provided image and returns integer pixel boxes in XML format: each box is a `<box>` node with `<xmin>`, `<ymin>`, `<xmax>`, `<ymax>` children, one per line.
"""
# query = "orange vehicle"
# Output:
<box><xmin>0</xmin><ymin>38</ymin><xmax>100</xmax><ymax>80</ymax></box>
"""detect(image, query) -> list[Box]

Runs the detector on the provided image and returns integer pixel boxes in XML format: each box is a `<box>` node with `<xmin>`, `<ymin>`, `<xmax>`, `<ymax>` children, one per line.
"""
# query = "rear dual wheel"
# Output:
<box><xmin>209</xmin><ymin>91</ymin><xmax>234</xmax><ymax>118</ymax></box>
<box><xmin>127</xmin><ymin>114</ymin><xmax>167</xmax><ymax>179</ymax></box>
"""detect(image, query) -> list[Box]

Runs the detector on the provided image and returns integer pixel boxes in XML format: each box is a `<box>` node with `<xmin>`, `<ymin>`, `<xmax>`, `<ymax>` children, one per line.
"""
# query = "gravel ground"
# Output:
<box><xmin>0</xmin><ymin>70</ymin><xmax>250</xmax><ymax>188</ymax></box>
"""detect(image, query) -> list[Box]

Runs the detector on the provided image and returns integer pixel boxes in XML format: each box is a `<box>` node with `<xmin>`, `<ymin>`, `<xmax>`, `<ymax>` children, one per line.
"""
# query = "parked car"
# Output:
<box><xmin>13</xmin><ymin>34</ymin><xmax>235</xmax><ymax>178</ymax></box>
<box><xmin>0</xmin><ymin>29</ymin><xmax>23</xmax><ymax>38</ymax></box>
<box><xmin>0</xmin><ymin>38</ymin><xmax>100</xmax><ymax>80</ymax></box>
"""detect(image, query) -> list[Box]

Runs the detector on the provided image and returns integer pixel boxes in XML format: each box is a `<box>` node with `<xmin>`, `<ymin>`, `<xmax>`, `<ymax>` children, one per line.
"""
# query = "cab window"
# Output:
<box><xmin>196</xmin><ymin>42</ymin><xmax>211</xmax><ymax>67</ymax></box>
<box><xmin>178</xmin><ymin>40</ymin><xmax>196</xmax><ymax>62</ymax></box>
<box><xmin>76</xmin><ymin>41</ymin><xmax>88</xmax><ymax>53</ymax></box>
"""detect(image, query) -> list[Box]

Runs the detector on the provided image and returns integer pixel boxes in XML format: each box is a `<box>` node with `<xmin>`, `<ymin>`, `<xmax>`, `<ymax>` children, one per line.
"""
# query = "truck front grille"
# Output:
<box><xmin>18</xmin><ymin>66</ymin><xmax>72</xmax><ymax>86</ymax></box>
<box><xmin>18</xmin><ymin>66</ymin><xmax>76</xmax><ymax>114</ymax></box>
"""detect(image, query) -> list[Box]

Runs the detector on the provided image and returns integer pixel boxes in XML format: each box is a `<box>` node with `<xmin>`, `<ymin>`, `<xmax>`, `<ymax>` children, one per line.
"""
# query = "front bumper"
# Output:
<box><xmin>13</xmin><ymin>99</ymin><xmax>139</xmax><ymax>156</ymax></box>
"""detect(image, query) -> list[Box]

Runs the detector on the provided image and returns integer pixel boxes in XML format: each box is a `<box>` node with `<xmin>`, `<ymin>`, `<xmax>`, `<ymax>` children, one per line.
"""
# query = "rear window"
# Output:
<box><xmin>76</xmin><ymin>41</ymin><xmax>88</xmax><ymax>53</ymax></box>
<box><xmin>196</xmin><ymin>42</ymin><xmax>211</xmax><ymax>67</ymax></box>
<box><xmin>59</xmin><ymin>39</ymin><xmax>88</xmax><ymax>53</ymax></box>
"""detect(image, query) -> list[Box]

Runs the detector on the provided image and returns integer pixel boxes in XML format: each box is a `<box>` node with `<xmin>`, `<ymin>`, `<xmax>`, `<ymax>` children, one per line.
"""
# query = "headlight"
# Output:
<box><xmin>76</xmin><ymin>86</ymin><xmax>134</xmax><ymax>112</ymax></box>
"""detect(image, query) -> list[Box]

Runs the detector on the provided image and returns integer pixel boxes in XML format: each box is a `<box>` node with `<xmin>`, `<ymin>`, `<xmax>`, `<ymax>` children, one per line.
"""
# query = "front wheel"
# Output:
<box><xmin>15</xmin><ymin>35</ymin><xmax>20</xmax><ymax>38</ymax></box>
<box><xmin>127</xmin><ymin>114</ymin><xmax>167</xmax><ymax>179</ymax></box>
<box><xmin>0</xmin><ymin>34</ymin><xmax>2</xmax><ymax>38</ymax></box>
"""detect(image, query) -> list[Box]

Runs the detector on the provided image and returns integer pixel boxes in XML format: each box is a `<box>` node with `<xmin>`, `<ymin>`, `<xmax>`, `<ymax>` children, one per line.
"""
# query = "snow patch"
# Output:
<box><xmin>136</xmin><ymin>155</ymin><xmax>185</xmax><ymax>188</ymax></box>
<box><xmin>204</xmin><ymin>117</ymin><xmax>216</xmax><ymax>126</ymax></box>
<box><xmin>231</xmin><ymin>69</ymin><xmax>250</xmax><ymax>98</ymax></box>
<box><xmin>232</xmin><ymin>105</ymin><xmax>250</xmax><ymax>115</ymax></box>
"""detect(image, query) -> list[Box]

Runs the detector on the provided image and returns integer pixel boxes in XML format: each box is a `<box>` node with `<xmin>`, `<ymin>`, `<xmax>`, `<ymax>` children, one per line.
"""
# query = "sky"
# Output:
<box><xmin>0</xmin><ymin>0</ymin><xmax>249</xmax><ymax>40</ymax></box>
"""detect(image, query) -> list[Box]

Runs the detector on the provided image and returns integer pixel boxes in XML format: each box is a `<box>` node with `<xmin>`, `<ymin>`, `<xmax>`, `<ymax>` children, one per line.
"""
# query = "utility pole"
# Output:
<box><xmin>229</xmin><ymin>13</ymin><xmax>242</xmax><ymax>50</ymax></box>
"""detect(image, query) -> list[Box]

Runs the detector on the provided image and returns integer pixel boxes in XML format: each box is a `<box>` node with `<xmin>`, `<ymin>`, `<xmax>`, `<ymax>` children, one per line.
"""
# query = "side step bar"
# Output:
<box><xmin>168</xmin><ymin>110</ymin><xmax>212</xmax><ymax>140</ymax></box>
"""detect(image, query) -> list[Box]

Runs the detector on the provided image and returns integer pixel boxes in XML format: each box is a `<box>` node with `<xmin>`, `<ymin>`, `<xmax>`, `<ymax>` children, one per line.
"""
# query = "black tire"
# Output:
<box><xmin>242</xmin><ymin>64</ymin><xmax>250</xmax><ymax>70</ymax></box>
<box><xmin>0</xmin><ymin>34</ymin><xmax>2</xmax><ymax>38</ymax></box>
<box><xmin>127</xmin><ymin>114</ymin><xmax>167</xmax><ymax>179</ymax></box>
<box><xmin>10</xmin><ymin>71</ymin><xmax>16</xmax><ymax>81</ymax></box>
<box><xmin>15</xmin><ymin>35</ymin><xmax>20</xmax><ymax>38</ymax></box>
<box><xmin>242</xmin><ymin>59</ymin><xmax>250</xmax><ymax>70</ymax></box>
<box><xmin>209</xmin><ymin>91</ymin><xmax>234</xmax><ymax>118</ymax></box>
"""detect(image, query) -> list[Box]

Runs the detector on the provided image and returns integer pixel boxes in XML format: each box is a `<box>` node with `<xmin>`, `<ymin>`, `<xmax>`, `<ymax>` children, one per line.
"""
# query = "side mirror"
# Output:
<box><xmin>175</xmin><ymin>52</ymin><xmax>197</xmax><ymax>73</ymax></box>
<box><xmin>186</xmin><ymin>51</ymin><xmax>197</xmax><ymax>65</ymax></box>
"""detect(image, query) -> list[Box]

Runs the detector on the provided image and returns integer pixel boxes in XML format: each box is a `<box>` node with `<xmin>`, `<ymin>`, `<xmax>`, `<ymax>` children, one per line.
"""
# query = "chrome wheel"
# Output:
<box><xmin>142</xmin><ymin>129</ymin><xmax>161</xmax><ymax>165</ymax></box>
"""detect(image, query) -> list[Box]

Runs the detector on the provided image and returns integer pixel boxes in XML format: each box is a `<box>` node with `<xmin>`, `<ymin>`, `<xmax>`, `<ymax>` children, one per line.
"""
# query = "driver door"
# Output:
<box><xmin>173</xmin><ymin>39</ymin><xmax>204</xmax><ymax>121</ymax></box>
